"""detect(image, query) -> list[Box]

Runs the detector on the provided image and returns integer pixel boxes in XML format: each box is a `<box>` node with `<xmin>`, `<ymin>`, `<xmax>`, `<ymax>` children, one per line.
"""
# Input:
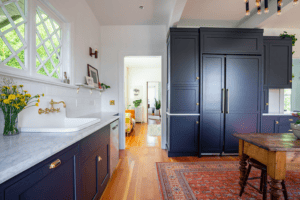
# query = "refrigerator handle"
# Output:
<box><xmin>222</xmin><ymin>88</ymin><xmax>225</xmax><ymax>113</ymax></box>
<box><xmin>227</xmin><ymin>89</ymin><xmax>229</xmax><ymax>114</ymax></box>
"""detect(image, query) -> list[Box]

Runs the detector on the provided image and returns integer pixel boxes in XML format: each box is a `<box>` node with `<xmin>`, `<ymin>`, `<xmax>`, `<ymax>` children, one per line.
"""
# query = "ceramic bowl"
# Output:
<box><xmin>290</xmin><ymin>123</ymin><xmax>300</xmax><ymax>139</ymax></box>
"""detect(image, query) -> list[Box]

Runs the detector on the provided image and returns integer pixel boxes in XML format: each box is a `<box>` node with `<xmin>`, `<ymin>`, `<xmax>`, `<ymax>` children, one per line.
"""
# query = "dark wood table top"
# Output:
<box><xmin>233</xmin><ymin>133</ymin><xmax>300</xmax><ymax>152</ymax></box>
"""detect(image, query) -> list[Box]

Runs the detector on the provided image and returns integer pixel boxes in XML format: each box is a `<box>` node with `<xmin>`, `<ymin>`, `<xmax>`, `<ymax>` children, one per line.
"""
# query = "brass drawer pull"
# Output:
<box><xmin>196</xmin><ymin>103</ymin><xmax>199</xmax><ymax>106</ymax></box>
<box><xmin>98</xmin><ymin>156</ymin><xmax>102</xmax><ymax>162</ymax></box>
<box><xmin>290</xmin><ymin>80</ymin><xmax>292</xmax><ymax>83</ymax></box>
<box><xmin>289</xmin><ymin>129</ymin><xmax>293</xmax><ymax>132</ymax></box>
<box><xmin>196</xmin><ymin>121</ymin><xmax>199</xmax><ymax>124</ymax></box>
<box><xmin>276</xmin><ymin>121</ymin><xmax>279</xmax><ymax>124</ymax></box>
<box><xmin>266</xmin><ymin>103</ymin><xmax>269</xmax><ymax>106</ymax></box>
<box><xmin>196</xmin><ymin>77</ymin><xmax>199</xmax><ymax>80</ymax></box>
<box><xmin>289</xmin><ymin>119</ymin><xmax>293</xmax><ymax>121</ymax></box>
<box><xmin>49</xmin><ymin>159</ymin><xmax>61</xmax><ymax>169</ymax></box>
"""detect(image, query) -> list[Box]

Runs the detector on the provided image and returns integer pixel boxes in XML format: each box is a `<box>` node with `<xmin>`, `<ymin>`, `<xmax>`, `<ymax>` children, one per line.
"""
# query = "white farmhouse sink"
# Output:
<box><xmin>20</xmin><ymin>118</ymin><xmax>101</xmax><ymax>133</ymax></box>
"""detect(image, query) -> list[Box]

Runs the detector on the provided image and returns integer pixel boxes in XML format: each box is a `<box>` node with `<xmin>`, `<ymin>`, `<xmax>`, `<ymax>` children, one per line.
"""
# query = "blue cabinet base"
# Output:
<box><xmin>168</xmin><ymin>152</ymin><xmax>198</xmax><ymax>157</ymax></box>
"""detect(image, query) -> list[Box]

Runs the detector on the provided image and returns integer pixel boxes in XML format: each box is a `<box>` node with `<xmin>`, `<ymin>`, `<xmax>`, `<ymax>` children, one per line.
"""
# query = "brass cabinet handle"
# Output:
<box><xmin>196</xmin><ymin>121</ymin><xmax>199</xmax><ymax>124</ymax></box>
<box><xmin>98</xmin><ymin>156</ymin><xmax>102</xmax><ymax>162</ymax></box>
<box><xmin>289</xmin><ymin>129</ymin><xmax>293</xmax><ymax>132</ymax></box>
<box><xmin>196</xmin><ymin>77</ymin><xmax>199</xmax><ymax>80</ymax></box>
<box><xmin>276</xmin><ymin>121</ymin><xmax>279</xmax><ymax>124</ymax></box>
<box><xmin>196</xmin><ymin>103</ymin><xmax>199</xmax><ymax>106</ymax></box>
<box><xmin>222</xmin><ymin>88</ymin><xmax>225</xmax><ymax>113</ymax></box>
<box><xmin>290</xmin><ymin>80</ymin><xmax>292</xmax><ymax>83</ymax></box>
<box><xmin>289</xmin><ymin>119</ymin><xmax>293</xmax><ymax>121</ymax></box>
<box><xmin>266</xmin><ymin>103</ymin><xmax>269</xmax><ymax>106</ymax></box>
<box><xmin>226</xmin><ymin>89</ymin><xmax>229</xmax><ymax>114</ymax></box>
<box><xmin>49</xmin><ymin>159</ymin><xmax>61</xmax><ymax>169</ymax></box>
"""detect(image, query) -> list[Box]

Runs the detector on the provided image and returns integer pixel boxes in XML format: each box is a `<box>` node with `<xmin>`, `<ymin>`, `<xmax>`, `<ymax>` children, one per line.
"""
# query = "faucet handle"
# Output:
<box><xmin>57</xmin><ymin>108</ymin><xmax>60</xmax><ymax>113</ymax></box>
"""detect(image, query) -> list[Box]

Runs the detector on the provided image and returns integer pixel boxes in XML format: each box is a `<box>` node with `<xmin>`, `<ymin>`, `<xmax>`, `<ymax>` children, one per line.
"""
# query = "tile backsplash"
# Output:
<box><xmin>0</xmin><ymin>75</ymin><xmax>101</xmax><ymax>134</ymax></box>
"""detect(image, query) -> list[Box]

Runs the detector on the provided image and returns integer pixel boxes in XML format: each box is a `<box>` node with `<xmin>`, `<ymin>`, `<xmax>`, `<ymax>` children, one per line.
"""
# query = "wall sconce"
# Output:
<box><xmin>89</xmin><ymin>47</ymin><xmax>98</xmax><ymax>59</ymax></box>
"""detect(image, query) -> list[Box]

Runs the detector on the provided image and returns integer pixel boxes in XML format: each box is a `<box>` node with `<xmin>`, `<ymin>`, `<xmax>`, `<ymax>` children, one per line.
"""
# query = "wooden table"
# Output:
<box><xmin>233</xmin><ymin>133</ymin><xmax>300</xmax><ymax>200</ymax></box>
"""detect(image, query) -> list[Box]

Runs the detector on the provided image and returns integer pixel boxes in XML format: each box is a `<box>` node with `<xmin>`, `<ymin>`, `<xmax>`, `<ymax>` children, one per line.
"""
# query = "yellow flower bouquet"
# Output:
<box><xmin>0</xmin><ymin>84</ymin><xmax>43</xmax><ymax>136</ymax></box>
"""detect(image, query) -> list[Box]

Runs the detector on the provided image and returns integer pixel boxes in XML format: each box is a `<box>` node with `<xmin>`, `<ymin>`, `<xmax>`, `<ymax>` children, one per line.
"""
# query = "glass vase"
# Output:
<box><xmin>3</xmin><ymin>108</ymin><xmax>19</xmax><ymax>136</ymax></box>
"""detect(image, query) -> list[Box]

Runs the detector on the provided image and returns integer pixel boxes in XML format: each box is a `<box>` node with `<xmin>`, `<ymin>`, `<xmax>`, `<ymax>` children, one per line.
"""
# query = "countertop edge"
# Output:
<box><xmin>0</xmin><ymin>113</ymin><xmax>120</xmax><ymax>185</ymax></box>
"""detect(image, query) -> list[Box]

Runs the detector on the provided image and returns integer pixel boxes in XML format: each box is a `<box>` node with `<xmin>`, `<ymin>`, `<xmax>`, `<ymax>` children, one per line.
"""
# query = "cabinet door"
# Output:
<box><xmin>170</xmin><ymin>34</ymin><xmax>199</xmax><ymax>86</ymax></box>
<box><xmin>201</xmin><ymin>55</ymin><xmax>224</xmax><ymax>154</ymax></box>
<box><xmin>224</xmin><ymin>56</ymin><xmax>261</xmax><ymax>153</ymax></box>
<box><xmin>268</xmin><ymin>42</ymin><xmax>292</xmax><ymax>88</ymax></box>
<box><xmin>5</xmin><ymin>146</ymin><xmax>77</xmax><ymax>200</ymax></box>
<box><xmin>262</xmin><ymin>87</ymin><xmax>269</xmax><ymax>113</ymax></box>
<box><xmin>276</xmin><ymin>116</ymin><xmax>297</xmax><ymax>133</ymax></box>
<box><xmin>169</xmin><ymin>116</ymin><xmax>199</xmax><ymax>156</ymax></box>
<box><xmin>263</xmin><ymin>42</ymin><xmax>269</xmax><ymax>87</ymax></box>
<box><xmin>262</xmin><ymin>116</ymin><xmax>277</xmax><ymax>133</ymax></box>
<box><xmin>170</xmin><ymin>86</ymin><xmax>199</xmax><ymax>114</ymax></box>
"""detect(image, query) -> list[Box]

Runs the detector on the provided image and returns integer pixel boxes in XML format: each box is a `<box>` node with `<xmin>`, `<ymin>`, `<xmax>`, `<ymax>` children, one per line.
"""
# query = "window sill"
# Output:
<box><xmin>0</xmin><ymin>68</ymin><xmax>77</xmax><ymax>89</ymax></box>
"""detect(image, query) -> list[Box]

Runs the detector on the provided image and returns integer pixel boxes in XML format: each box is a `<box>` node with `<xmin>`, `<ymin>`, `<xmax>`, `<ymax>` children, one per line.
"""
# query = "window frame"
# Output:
<box><xmin>0</xmin><ymin>0</ymin><xmax>72</xmax><ymax>86</ymax></box>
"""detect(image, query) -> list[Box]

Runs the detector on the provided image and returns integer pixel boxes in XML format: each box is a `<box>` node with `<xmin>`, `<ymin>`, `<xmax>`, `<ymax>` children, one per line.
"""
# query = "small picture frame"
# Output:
<box><xmin>87</xmin><ymin>64</ymin><xmax>99</xmax><ymax>88</ymax></box>
<box><xmin>86</xmin><ymin>76</ymin><xmax>94</xmax><ymax>87</ymax></box>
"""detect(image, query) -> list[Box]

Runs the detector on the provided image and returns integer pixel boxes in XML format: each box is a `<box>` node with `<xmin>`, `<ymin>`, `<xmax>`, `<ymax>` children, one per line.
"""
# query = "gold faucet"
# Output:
<box><xmin>38</xmin><ymin>99</ymin><xmax>66</xmax><ymax>114</ymax></box>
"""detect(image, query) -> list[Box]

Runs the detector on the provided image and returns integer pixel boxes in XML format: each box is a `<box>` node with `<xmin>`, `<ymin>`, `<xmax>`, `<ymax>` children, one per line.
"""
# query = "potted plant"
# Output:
<box><xmin>133</xmin><ymin>99</ymin><xmax>142</xmax><ymax>108</ymax></box>
<box><xmin>154</xmin><ymin>98</ymin><xmax>161</xmax><ymax>116</ymax></box>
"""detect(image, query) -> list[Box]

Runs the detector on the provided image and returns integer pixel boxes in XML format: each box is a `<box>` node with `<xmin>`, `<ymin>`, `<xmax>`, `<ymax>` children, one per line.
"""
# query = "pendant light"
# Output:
<box><xmin>256</xmin><ymin>0</ymin><xmax>261</xmax><ymax>14</ymax></box>
<box><xmin>277</xmin><ymin>0</ymin><xmax>282</xmax><ymax>15</ymax></box>
<box><xmin>264</xmin><ymin>0</ymin><xmax>269</xmax><ymax>13</ymax></box>
<box><xmin>245</xmin><ymin>0</ymin><xmax>250</xmax><ymax>16</ymax></box>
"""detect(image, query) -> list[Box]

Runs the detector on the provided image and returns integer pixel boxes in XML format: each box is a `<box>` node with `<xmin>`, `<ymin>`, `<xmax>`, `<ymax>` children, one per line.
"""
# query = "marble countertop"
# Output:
<box><xmin>0</xmin><ymin>112</ymin><xmax>119</xmax><ymax>185</ymax></box>
<box><xmin>233</xmin><ymin>133</ymin><xmax>300</xmax><ymax>152</ymax></box>
<box><xmin>262</xmin><ymin>113</ymin><xmax>296</xmax><ymax>116</ymax></box>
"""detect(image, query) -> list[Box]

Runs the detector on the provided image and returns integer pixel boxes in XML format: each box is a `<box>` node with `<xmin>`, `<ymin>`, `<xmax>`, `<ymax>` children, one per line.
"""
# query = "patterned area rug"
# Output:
<box><xmin>148</xmin><ymin>124</ymin><xmax>161</xmax><ymax>136</ymax></box>
<box><xmin>156</xmin><ymin>161</ymin><xmax>300</xmax><ymax>200</ymax></box>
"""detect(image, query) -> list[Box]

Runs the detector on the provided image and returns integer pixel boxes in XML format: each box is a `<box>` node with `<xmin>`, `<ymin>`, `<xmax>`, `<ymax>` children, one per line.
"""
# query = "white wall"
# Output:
<box><xmin>99</xmin><ymin>25</ymin><xmax>167</xmax><ymax>150</ymax></box>
<box><xmin>127</xmin><ymin>67</ymin><xmax>161</xmax><ymax>121</ymax></box>
<box><xmin>0</xmin><ymin>0</ymin><xmax>103</xmax><ymax>133</ymax></box>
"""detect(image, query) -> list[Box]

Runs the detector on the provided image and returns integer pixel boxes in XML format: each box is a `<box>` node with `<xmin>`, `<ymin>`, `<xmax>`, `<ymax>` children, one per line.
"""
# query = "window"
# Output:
<box><xmin>0</xmin><ymin>0</ymin><xmax>66</xmax><ymax>82</ymax></box>
<box><xmin>36</xmin><ymin>6</ymin><xmax>62</xmax><ymax>79</ymax></box>
<box><xmin>284</xmin><ymin>89</ymin><xmax>291</xmax><ymax>112</ymax></box>
<box><xmin>0</xmin><ymin>0</ymin><xmax>26</xmax><ymax>69</ymax></box>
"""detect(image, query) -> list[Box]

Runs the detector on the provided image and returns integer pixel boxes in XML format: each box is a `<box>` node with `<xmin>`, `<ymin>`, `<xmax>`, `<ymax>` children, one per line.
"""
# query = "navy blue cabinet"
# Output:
<box><xmin>168</xmin><ymin>28</ymin><xmax>200</xmax><ymax>114</ymax></box>
<box><xmin>263</xmin><ymin>37</ymin><xmax>292</xmax><ymax>88</ymax></box>
<box><xmin>0</xmin><ymin>125</ymin><xmax>111</xmax><ymax>200</ymax></box>
<box><xmin>4</xmin><ymin>145</ymin><xmax>78</xmax><ymax>200</ymax></box>
<box><xmin>168</xmin><ymin>115</ymin><xmax>199</xmax><ymax>157</ymax></box>
<box><xmin>262</xmin><ymin>116</ymin><xmax>297</xmax><ymax>133</ymax></box>
<box><xmin>262</xmin><ymin>87</ymin><xmax>269</xmax><ymax>113</ymax></box>
<box><xmin>200</xmin><ymin>55</ymin><xmax>262</xmax><ymax>154</ymax></box>
<box><xmin>200</xmin><ymin>28</ymin><xmax>263</xmax><ymax>54</ymax></box>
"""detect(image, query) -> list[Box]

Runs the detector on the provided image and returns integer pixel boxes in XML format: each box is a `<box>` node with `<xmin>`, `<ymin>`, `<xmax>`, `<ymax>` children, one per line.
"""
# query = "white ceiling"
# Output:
<box><xmin>85</xmin><ymin>0</ymin><xmax>176</xmax><ymax>26</ymax></box>
<box><xmin>258</xmin><ymin>3</ymin><xmax>300</xmax><ymax>28</ymax></box>
<box><xmin>124</xmin><ymin>56</ymin><xmax>161</xmax><ymax>69</ymax></box>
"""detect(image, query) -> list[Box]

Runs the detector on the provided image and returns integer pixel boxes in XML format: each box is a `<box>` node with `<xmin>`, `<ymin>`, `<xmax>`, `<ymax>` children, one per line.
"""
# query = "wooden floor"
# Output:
<box><xmin>101</xmin><ymin>122</ymin><xmax>239</xmax><ymax>200</ymax></box>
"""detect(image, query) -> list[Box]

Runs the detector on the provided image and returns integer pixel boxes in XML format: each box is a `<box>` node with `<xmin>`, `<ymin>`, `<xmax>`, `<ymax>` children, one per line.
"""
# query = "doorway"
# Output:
<box><xmin>124</xmin><ymin>56</ymin><xmax>162</xmax><ymax>148</ymax></box>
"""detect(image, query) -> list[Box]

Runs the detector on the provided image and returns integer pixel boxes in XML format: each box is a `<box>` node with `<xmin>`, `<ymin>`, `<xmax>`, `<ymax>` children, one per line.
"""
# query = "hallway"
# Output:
<box><xmin>101</xmin><ymin>122</ymin><xmax>239</xmax><ymax>200</ymax></box>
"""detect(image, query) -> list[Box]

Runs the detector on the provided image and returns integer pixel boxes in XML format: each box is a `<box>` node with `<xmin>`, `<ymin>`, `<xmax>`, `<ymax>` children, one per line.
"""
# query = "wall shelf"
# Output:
<box><xmin>75</xmin><ymin>83</ymin><xmax>103</xmax><ymax>95</ymax></box>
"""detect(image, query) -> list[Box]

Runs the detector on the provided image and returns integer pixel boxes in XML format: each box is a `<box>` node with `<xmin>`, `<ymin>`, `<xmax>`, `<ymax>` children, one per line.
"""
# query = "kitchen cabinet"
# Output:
<box><xmin>78</xmin><ymin>125</ymin><xmax>110</xmax><ymax>200</ymax></box>
<box><xmin>170</xmin><ymin>28</ymin><xmax>199</xmax><ymax>86</ymax></box>
<box><xmin>0</xmin><ymin>124</ymin><xmax>112</xmax><ymax>200</ymax></box>
<box><xmin>263</xmin><ymin>37</ymin><xmax>292</xmax><ymax>88</ymax></box>
<box><xmin>168</xmin><ymin>115</ymin><xmax>199</xmax><ymax>157</ymax></box>
<box><xmin>200</xmin><ymin>28</ymin><xmax>263</xmax><ymax>54</ymax></box>
<box><xmin>4</xmin><ymin>145</ymin><xmax>78</xmax><ymax>200</ymax></box>
<box><xmin>201</xmin><ymin>55</ymin><xmax>262</xmax><ymax>154</ymax></box>
<box><xmin>170</xmin><ymin>86</ymin><xmax>199</xmax><ymax>114</ymax></box>
<box><xmin>262</xmin><ymin>87</ymin><xmax>269</xmax><ymax>113</ymax></box>
<box><xmin>262</xmin><ymin>116</ymin><xmax>298</xmax><ymax>133</ymax></box>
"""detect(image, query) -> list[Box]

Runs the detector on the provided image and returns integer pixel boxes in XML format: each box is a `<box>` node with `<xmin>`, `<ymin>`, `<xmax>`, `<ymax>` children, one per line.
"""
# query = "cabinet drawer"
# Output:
<box><xmin>5</xmin><ymin>146</ymin><xmax>78</xmax><ymax>200</ymax></box>
<box><xmin>279</xmin><ymin>117</ymin><xmax>298</xmax><ymax>124</ymax></box>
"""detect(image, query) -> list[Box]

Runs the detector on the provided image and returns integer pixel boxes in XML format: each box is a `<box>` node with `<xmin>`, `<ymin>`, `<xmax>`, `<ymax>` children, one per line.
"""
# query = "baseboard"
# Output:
<box><xmin>168</xmin><ymin>152</ymin><xmax>198</xmax><ymax>157</ymax></box>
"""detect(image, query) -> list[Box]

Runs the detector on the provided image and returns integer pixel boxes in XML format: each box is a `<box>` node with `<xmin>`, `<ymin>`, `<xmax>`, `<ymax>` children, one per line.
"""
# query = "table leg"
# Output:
<box><xmin>239</xmin><ymin>153</ymin><xmax>249</xmax><ymax>187</ymax></box>
<box><xmin>270</xmin><ymin>178</ymin><xmax>282</xmax><ymax>200</ymax></box>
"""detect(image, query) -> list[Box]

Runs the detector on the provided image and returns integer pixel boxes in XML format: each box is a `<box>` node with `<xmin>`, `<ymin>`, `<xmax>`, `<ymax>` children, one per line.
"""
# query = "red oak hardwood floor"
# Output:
<box><xmin>100</xmin><ymin>122</ymin><xmax>239</xmax><ymax>200</ymax></box>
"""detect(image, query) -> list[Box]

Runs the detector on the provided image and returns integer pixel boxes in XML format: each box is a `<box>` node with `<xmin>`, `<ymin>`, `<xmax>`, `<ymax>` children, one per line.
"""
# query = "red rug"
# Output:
<box><xmin>156</xmin><ymin>161</ymin><xmax>300</xmax><ymax>200</ymax></box>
